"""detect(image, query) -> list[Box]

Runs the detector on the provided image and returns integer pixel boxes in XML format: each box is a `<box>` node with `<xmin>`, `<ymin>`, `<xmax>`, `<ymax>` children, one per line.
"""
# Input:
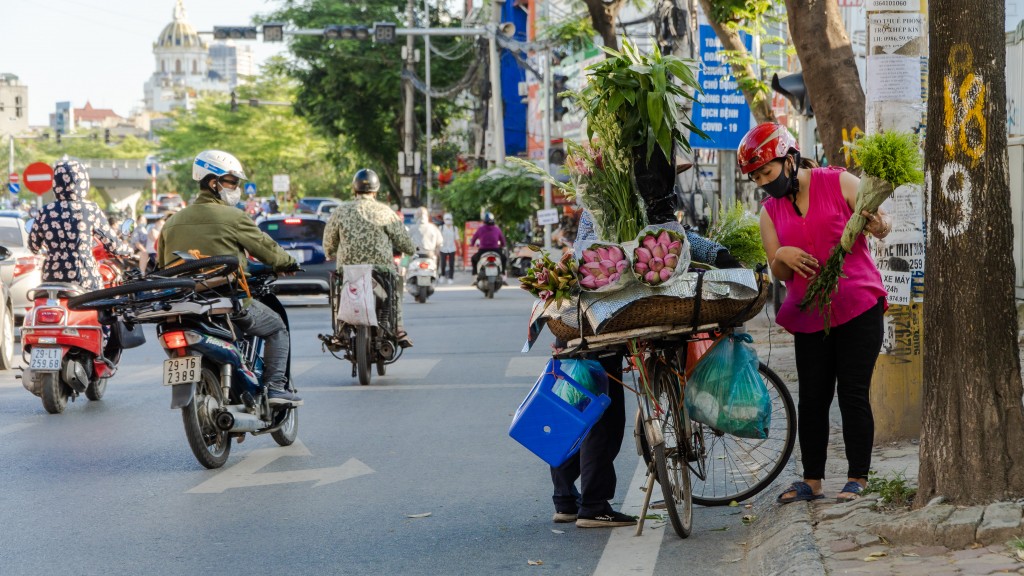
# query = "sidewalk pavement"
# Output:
<box><xmin>740</xmin><ymin>308</ymin><xmax>1024</xmax><ymax>575</ymax></box>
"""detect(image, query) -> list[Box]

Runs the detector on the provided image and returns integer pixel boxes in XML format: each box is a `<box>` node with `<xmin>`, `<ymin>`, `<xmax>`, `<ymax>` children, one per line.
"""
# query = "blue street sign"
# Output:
<box><xmin>146</xmin><ymin>162</ymin><xmax>159</xmax><ymax>176</ymax></box>
<box><xmin>7</xmin><ymin>183</ymin><xmax>19</xmax><ymax>195</ymax></box>
<box><xmin>690</xmin><ymin>24</ymin><xmax>753</xmax><ymax>151</ymax></box>
<box><xmin>244</xmin><ymin>182</ymin><xmax>257</xmax><ymax>195</ymax></box>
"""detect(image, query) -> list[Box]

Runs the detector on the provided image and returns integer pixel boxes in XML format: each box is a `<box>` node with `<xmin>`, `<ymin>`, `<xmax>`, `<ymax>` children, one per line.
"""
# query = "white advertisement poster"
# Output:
<box><xmin>880</xmin><ymin>270</ymin><xmax>912</xmax><ymax>306</ymax></box>
<box><xmin>867</xmin><ymin>54</ymin><xmax>922</xmax><ymax>102</ymax></box>
<box><xmin>869</xmin><ymin>13</ymin><xmax>923</xmax><ymax>54</ymax></box>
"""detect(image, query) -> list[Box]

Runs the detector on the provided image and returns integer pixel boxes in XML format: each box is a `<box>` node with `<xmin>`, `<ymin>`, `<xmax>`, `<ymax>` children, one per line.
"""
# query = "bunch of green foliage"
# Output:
<box><xmin>706</xmin><ymin>201</ymin><xmax>766</xmax><ymax>267</ymax></box>
<box><xmin>863</xmin><ymin>470</ymin><xmax>917</xmax><ymax>509</ymax></box>
<box><xmin>855</xmin><ymin>130</ymin><xmax>924</xmax><ymax>188</ymax></box>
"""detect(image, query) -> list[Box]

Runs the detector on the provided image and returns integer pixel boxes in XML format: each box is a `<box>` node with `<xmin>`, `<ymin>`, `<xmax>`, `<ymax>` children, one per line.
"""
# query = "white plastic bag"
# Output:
<box><xmin>337</xmin><ymin>264</ymin><xmax>378</xmax><ymax>327</ymax></box>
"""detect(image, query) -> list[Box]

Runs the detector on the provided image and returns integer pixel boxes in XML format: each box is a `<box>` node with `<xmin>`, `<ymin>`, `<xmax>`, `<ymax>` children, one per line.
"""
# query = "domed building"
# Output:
<box><xmin>143</xmin><ymin>0</ymin><xmax>253</xmax><ymax>113</ymax></box>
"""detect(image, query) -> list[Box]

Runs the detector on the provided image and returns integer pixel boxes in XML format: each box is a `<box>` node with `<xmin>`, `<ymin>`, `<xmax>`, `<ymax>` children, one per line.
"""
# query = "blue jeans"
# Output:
<box><xmin>233</xmin><ymin>300</ymin><xmax>289</xmax><ymax>390</ymax></box>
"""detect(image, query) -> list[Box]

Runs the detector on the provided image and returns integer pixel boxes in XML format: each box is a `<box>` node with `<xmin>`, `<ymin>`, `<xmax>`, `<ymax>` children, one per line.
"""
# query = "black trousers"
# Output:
<box><xmin>793</xmin><ymin>298</ymin><xmax>884</xmax><ymax>480</ymax></box>
<box><xmin>550</xmin><ymin>353</ymin><xmax>626</xmax><ymax>516</ymax></box>
<box><xmin>439</xmin><ymin>251</ymin><xmax>456</xmax><ymax>279</ymax></box>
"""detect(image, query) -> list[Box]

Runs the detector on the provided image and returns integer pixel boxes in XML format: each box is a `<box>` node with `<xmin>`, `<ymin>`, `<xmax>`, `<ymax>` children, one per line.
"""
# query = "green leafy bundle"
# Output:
<box><xmin>706</xmin><ymin>201</ymin><xmax>767</xmax><ymax>267</ymax></box>
<box><xmin>800</xmin><ymin>131</ymin><xmax>923</xmax><ymax>331</ymax></box>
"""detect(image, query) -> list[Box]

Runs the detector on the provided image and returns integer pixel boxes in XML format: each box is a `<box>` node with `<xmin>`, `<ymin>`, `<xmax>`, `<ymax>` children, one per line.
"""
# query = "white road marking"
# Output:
<box><xmin>0</xmin><ymin>422</ymin><xmax>38</xmax><ymax>436</ymax></box>
<box><xmin>295</xmin><ymin>358</ymin><xmax>440</xmax><ymax>380</ymax></box>
<box><xmin>300</xmin><ymin>382</ymin><xmax>526</xmax><ymax>391</ymax></box>
<box><xmin>504</xmin><ymin>356</ymin><xmax>549</xmax><ymax>378</ymax></box>
<box><xmin>187</xmin><ymin>440</ymin><xmax>374</xmax><ymax>494</ymax></box>
<box><xmin>593</xmin><ymin>459</ymin><xmax>664</xmax><ymax>576</ymax></box>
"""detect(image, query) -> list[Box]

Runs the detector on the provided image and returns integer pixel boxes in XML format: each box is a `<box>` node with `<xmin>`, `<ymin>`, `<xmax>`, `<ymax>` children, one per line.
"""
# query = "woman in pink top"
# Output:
<box><xmin>738</xmin><ymin>123</ymin><xmax>890</xmax><ymax>504</ymax></box>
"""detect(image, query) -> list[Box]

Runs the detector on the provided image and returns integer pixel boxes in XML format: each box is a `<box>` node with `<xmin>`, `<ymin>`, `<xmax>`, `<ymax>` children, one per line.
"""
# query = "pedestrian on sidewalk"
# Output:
<box><xmin>739</xmin><ymin>123</ymin><xmax>889</xmax><ymax>504</ymax></box>
<box><xmin>438</xmin><ymin>213</ymin><xmax>460</xmax><ymax>284</ymax></box>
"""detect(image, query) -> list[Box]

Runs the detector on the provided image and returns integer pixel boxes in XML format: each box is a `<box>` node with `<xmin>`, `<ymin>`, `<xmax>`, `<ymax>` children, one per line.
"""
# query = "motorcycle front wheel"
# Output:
<box><xmin>182</xmin><ymin>364</ymin><xmax>231</xmax><ymax>469</ymax></box>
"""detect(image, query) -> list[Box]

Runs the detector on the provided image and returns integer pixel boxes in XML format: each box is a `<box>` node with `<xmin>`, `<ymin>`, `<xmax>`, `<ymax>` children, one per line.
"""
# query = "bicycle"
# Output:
<box><xmin>556</xmin><ymin>323</ymin><xmax>796</xmax><ymax>539</ymax></box>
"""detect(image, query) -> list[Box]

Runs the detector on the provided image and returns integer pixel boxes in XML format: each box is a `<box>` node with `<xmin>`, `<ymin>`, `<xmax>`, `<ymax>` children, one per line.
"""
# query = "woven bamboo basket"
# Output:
<box><xmin>547</xmin><ymin>273</ymin><xmax>769</xmax><ymax>340</ymax></box>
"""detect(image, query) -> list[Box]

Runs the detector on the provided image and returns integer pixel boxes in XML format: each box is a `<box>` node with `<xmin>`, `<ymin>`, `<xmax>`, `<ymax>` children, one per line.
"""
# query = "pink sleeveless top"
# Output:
<box><xmin>764</xmin><ymin>167</ymin><xmax>887</xmax><ymax>334</ymax></box>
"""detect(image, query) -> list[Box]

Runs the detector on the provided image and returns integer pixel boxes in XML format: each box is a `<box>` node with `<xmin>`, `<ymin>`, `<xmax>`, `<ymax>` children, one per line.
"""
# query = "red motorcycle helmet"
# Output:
<box><xmin>737</xmin><ymin>123</ymin><xmax>798</xmax><ymax>175</ymax></box>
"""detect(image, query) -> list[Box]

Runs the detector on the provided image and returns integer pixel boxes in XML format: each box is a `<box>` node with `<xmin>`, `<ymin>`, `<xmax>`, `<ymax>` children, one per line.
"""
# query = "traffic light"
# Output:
<box><xmin>213</xmin><ymin>26</ymin><xmax>258</xmax><ymax>40</ymax></box>
<box><xmin>324</xmin><ymin>25</ymin><xmax>369</xmax><ymax>40</ymax></box>
<box><xmin>55</xmin><ymin>130</ymin><xmax>62</xmax><ymax>144</ymax></box>
<box><xmin>230</xmin><ymin>90</ymin><xmax>238</xmax><ymax>112</ymax></box>
<box><xmin>262</xmin><ymin>23</ymin><xmax>285</xmax><ymax>42</ymax></box>
<box><xmin>104</xmin><ymin>129</ymin><xmax>111</xmax><ymax>144</ymax></box>
<box><xmin>552</xmin><ymin>75</ymin><xmax>569</xmax><ymax>121</ymax></box>
<box><xmin>772</xmin><ymin>72</ymin><xmax>813</xmax><ymax>117</ymax></box>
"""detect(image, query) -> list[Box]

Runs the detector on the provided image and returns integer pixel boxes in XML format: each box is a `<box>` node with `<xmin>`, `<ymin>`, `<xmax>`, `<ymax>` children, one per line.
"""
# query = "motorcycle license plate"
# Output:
<box><xmin>484</xmin><ymin>267</ymin><xmax>499</xmax><ymax>276</ymax></box>
<box><xmin>163</xmin><ymin>356</ymin><xmax>202</xmax><ymax>386</ymax></box>
<box><xmin>29</xmin><ymin>347</ymin><xmax>62</xmax><ymax>370</ymax></box>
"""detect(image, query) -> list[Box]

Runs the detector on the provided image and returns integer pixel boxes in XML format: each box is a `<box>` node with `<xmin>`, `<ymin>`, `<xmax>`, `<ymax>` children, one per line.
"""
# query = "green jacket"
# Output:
<box><xmin>158</xmin><ymin>189</ymin><xmax>296</xmax><ymax>271</ymax></box>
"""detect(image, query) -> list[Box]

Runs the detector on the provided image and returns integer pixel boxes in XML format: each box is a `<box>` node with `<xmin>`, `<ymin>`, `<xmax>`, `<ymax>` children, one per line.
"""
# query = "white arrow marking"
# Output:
<box><xmin>187</xmin><ymin>440</ymin><xmax>374</xmax><ymax>494</ymax></box>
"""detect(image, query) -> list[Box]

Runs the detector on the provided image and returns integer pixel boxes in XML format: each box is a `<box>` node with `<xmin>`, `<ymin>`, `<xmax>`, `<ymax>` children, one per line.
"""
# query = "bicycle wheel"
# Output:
<box><xmin>67</xmin><ymin>278</ymin><xmax>196</xmax><ymax>310</ymax></box>
<box><xmin>690</xmin><ymin>363</ymin><xmax>796</xmax><ymax>506</ymax></box>
<box><xmin>646</xmin><ymin>360</ymin><xmax>693</xmax><ymax>538</ymax></box>
<box><xmin>151</xmin><ymin>255</ymin><xmax>239</xmax><ymax>281</ymax></box>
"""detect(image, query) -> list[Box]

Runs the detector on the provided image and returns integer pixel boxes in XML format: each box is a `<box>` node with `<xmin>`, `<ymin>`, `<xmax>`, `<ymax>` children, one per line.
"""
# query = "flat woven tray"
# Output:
<box><xmin>547</xmin><ymin>273</ymin><xmax>769</xmax><ymax>341</ymax></box>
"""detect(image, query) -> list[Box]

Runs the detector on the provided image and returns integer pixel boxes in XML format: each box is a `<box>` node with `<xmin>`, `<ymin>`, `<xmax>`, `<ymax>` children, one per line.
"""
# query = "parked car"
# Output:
<box><xmin>257</xmin><ymin>215</ymin><xmax>333</xmax><ymax>294</ymax></box>
<box><xmin>156</xmin><ymin>193</ymin><xmax>186</xmax><ymax>214</ymax></box>
<box><xmin>296</xmin><ymin>196</ymin><xmax>338</xmax><ymax>215</ymax></box>
<box><xmin>0</xmin><ymin>216</ymin><xmax>44</xmax><ymax>322</ymax></box>
<box><xmin>316</xmin><ymin>200</ymin><xmax>342</xmax><ymax>220</ymax></box>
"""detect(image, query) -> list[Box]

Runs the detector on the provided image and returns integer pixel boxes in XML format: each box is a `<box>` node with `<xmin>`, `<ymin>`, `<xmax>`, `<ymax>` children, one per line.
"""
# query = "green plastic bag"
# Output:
<box><xmin>684</xmin><ymin>333</ymin><xmax>771</xmax><ymax>439</ymax></box>
<box><xmin>552</xmin><ymin>359</ymin><xmax>608</xmax><ymax>410</ymax></box>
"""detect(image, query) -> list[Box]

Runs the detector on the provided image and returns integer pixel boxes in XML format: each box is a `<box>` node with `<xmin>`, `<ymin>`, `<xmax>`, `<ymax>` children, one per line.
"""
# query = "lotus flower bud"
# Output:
<box><xmin>635</xmin><ymin>247</ymin><xmax>652</xmax><ymax>263</ymax></box>
<box><xmin>616</xmin><ymin>260</ymin><xmax>628</xmax><ymax>273</ymax></box>
<box><xmin>583</xmin><ymin>250</ymin><xmax>598</xmax><ymax>263</ymax></box>
<box><xmin>594</xmin><ymin>277</ymin><xmax>609</xmax><ymax>287</ymax></box>
<box><xmin>608</xmin><ymin>273</ymin><xmax>620</xmax><ymax>283</ymax></box>
<box><xmin>664</xmin><ymin>254</ymin><xmax>679</xmax><ymax>269</ymax></box>
<box><xmin>580</xmin><ymin>275</ymin><xmax>597</xmax><ymax>289</ymax></box>
<box><xmin>645</xmin><ymin>271</ymin><xmax>659</xmax><ymax>284</ymax></box>
<box><xmin>643</xmin><ymin>235</ymin><xmax>657</xmax><ymax>250</ymax></box>
<box><xmin>608</xmin><ymin>246</ymin><xmax>624</xmax><ymax>261</ymax></box>
<box><xmin>649</xmin><ymin>257</ymin><xmax>664</xmax><ymax>272</ymax></box>
<box><xmin>597</xmin><ymin>246</ymin><xmax>609</xmax><ymax>261</ymax></box>
<box><xmin>634</xmin><ymin>262</ymin><xmax>649</xmax><ymax>273</ymax></box>
<box><xmin>600</xmin><ymin>259</ymin><xmax>615</xmax><ymax>272</ymax></box>
<box><xmin>652</xmin><ymin>244</ymin><xmax>665</xmax><ymax>259</ymax></box>
<box><xmin>668</xmin><ymin>241</ymin><xmax>682</xmax><ymax>256</ymax></box>
<box><xmin>659</xmin><ymin>268</ymin><xmax>673</xmax><ymax>282</ymax></box>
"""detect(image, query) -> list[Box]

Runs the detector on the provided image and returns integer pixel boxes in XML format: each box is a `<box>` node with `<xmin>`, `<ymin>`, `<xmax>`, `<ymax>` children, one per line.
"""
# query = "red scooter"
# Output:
<box><xmin>20</xmin><ymin>223</ymin><xmax>143</xmax><ymax>414</ymax></box>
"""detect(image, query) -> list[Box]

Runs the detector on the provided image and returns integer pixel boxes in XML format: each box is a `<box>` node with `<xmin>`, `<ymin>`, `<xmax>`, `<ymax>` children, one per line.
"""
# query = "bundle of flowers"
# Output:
<box><xmin>577</xmin><ymin>242</ymin><xmax>630</xmax><ymax>292</ymax></box>
<box><xmin>518</xmin><ymin>249</ymin><xmax>579</xmax><ymax>309</ymax></box>
<box><xmin>632</xmin><ymin>227</ymin><xmax>687</xmax><ymax>286</ymax></box>
<box><xmin>800</xmin><ymin>131</ymin><xmax>923</xmax><ymax>331</ymax></box>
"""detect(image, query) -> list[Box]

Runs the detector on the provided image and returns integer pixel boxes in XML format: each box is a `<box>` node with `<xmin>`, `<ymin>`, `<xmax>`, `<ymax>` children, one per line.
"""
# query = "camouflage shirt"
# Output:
<box><xmin>322</xmin><ymin>194</ymin><xmax>415</xmax><ymax>269</ymax></box>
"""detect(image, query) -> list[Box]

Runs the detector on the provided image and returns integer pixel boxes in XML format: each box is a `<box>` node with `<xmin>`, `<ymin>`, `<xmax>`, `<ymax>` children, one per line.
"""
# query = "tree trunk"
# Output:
<box><xmin>918</xmin><ymin>0</ymin><xmax>1024</xmax><ymax>505</ymax></box>
<box><xmin>581</xmin><ymin>0</ymin><xmax>627</xmax><ymax>51</ymax></box>
<box><xmin>782</xmin><ymin>0</ymin><xmax>864</xmax><ymax>169</ymax></box>
<box><xmin>696</xmin><ymin>0</ymin><xmax>774</xmax><ymax>124</ymax></box>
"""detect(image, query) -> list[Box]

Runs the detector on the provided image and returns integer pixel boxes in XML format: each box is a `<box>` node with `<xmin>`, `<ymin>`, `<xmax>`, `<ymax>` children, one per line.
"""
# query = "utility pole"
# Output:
<box><xmin>402</xmin><ymin>0</ymin><xmax>418</xmax><ymax>205</ymax></box>
<box><xmin>488</xmin><ymin>0</ymin><xmax>505</xmax><ymax>167</ymax></box>
<box><xmin>424</xmin><ymin>0</ymin><xmax>433</xmax><ymax>210</ymax></box>
<box><xmin>541</xmin><ymin>0</ymin><xmax>552</xmax><ymax>249</ymax></box>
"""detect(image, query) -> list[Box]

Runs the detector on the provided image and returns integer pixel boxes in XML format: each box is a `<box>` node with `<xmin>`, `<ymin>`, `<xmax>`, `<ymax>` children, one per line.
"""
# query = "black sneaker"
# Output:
<box><xmin>268</xmin><ymin>388</ymin><xmax>303</xmax><ymax>406</ymax></box>
<box><xmin>552</xmin><ymin>511</ymin><xmax>578</xmax><ymax>523</ymax></box>
<box><xmin>576</xmin><ymin>511</ymin><xmax>637</xmax><ymax>528</ymax></box>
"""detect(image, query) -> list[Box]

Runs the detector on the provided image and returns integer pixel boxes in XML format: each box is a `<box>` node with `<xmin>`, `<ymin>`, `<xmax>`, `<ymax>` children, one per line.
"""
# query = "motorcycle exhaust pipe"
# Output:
<box><xmin>214</xmin><ymin>406</ymin><xmax>265</xmax><ymax>433</ymax></box>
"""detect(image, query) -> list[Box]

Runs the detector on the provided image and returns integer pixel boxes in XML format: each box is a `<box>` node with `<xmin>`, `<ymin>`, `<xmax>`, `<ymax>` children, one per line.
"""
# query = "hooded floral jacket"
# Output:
<box><xmin>28</xmin><ymin>160</ymin><xmax>131</xmax><ymax>290</ymax></box>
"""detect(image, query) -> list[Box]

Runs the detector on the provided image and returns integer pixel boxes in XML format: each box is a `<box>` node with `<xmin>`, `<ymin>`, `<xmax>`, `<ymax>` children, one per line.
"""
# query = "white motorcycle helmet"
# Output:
<box><xmin>192</xmin><ymin>150</ymin><xmax>248</xmax><ymax>182</ymax></box>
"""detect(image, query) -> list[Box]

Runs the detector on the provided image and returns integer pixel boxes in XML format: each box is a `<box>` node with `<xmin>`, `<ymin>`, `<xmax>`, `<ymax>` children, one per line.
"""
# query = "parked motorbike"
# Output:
<box><xmin>320</xmin><ymin>265</ymin><xmax>404</xmax><ymax>386</ymax></box>
<box><xmin>20</xmin><ymin>220</ymin><xmax>144</xmax><ymax>414</ymax></box>
<box><xmin>405</xmin><ymin>251</ymin><xmax>438</xmax><ymax>303</ymax></box>
<box><xmin>67</xmin><ymin>255</ymin><xmax>301</xmax><ymax>469</ymax></box>
<box><xmin>509</xmin><ymin>243</ymin><xmax>535</xmax><ymax>278</ymax></box>
<box><xmin>475</xmin><ymin>250</ymin><xmax>504</xmax><ymax>299</ymax></box>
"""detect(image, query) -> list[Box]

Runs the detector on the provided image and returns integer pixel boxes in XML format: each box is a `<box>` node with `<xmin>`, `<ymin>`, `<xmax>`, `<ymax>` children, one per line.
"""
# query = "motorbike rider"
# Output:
<box><xmin>158</xmin><ymin>150</ymin><xmax>301</xmax><ymax>405</ymax></box>
<box><xmin>470</xmin><ymin>212</ymin><xmax>507</xmax><ymax>278</ymax></box>
<box><xmin>28</xmin><ymin>160</ymin><xmax>133</xmax><ymax>290</ymax></box>
<box><xmin>322</xmin><ymin>168</ymin><xmax>416</xmax><ymax>348</ymax></box>
<box><xmin>407</xmin><ymin>206</ymin><xmax>443</xmax><ymax>260</ymax></box>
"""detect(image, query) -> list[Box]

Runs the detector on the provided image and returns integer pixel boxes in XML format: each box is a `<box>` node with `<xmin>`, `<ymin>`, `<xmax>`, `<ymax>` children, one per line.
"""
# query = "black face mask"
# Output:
<box><xmin>759</xmin><ymin>153</ymin><xmax>801</xmax><ymax>200</ymax></box>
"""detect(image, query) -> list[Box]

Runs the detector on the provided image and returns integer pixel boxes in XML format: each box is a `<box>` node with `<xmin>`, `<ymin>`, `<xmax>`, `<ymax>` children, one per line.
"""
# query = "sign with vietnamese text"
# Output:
<box><xmin>880</xmin><ymin>270</ymin><xmax>912</xmax><ymax>305</ymax></box>
<box><xmin>536</xmin><ymin>208</ymin><xmax>559</xmax><ymax>226</ymax></box>
<box><xmin>272</xmin><ymin>174</ymin><xmax>290</xmax><ymax>193</ymax></box>
<box><xmin>690</xmin><ymin>25</ymin><xmax>753</xmax><ymax>150</ymax></box>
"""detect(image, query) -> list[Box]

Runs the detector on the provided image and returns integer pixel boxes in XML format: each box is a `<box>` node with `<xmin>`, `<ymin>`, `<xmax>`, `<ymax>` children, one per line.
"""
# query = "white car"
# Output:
<box><xmin>0</xmin><ymin>216</ymin><xmax>44</xmax><ymax>322</ymax></box>
<box><xmin>316</xmin><ymin>200</ymin><xmax>342</xmax><ymax>220</ymax></box>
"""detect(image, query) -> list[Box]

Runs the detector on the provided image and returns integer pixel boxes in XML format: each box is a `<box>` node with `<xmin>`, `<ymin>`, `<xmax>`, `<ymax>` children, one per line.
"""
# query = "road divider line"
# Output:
<box><xmin>593</xmin><ymin>459</ymin><xmax>663</xmax><ymax>576</ymax></box>
<box><xmin>504</xmin><ymin>356</ymin><xmax>550</xmax><ymax>378</ymax></box>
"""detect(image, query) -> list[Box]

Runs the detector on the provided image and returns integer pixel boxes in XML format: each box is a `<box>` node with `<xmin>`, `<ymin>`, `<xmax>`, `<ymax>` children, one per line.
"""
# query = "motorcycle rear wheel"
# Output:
<box><xmin>271</xmin><ymin>406</ymin><xmax>299</xmax><ymax>446</ymax></box>
<box><xmin>85</xmin><ymin>377</ymin><xmax>107</xmax><ymax>401</ymax></box>
<box><xmin>356</xmin><ymin>326</ymin><xmax>371</xmax><ymax>386</ymax></box>
<box><xmin>39</xmin><ymin>373</ymin><xmax>68</xmax><ymax>414</ymax></box>
<box><xmin>182</xmin><ymin>365</ymin><xmax>231</xmax><ymax>469</ymax></box>
<box><xmin>415</xmin><ymin>285</ymin><xmax>427</xmax><ymax>304</ymax></box>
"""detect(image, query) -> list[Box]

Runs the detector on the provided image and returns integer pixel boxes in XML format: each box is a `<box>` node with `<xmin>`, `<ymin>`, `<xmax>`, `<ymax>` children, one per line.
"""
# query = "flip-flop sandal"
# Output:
<box><xmin>776</xmin><ymin>481</ymin><xmax>825</xmax><ymax>505</ymax></box>
<box><xmin>836</xmin><ymin>481</ymin><xmax>865</xmax><ymax>502</ymax></box>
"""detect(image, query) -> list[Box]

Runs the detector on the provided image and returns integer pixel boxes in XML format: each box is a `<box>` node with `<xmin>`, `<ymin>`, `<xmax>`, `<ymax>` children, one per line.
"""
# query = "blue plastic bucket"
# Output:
<box><xmin>508</xmin><ymin>359</ymin><xmax>612</xmax><ymax>467</ymax></box>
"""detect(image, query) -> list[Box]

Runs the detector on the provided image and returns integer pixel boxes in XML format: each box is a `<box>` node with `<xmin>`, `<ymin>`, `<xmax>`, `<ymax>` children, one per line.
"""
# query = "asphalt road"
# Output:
<box><xmin>0</xmin><ymin>273</ymin><xmax>767</xmax><ymax>576</ymax></box>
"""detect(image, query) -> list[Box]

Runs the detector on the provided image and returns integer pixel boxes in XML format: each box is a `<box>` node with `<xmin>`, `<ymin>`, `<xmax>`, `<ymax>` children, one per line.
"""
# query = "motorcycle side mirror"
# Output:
<box><xmin>120</xmin><ymin>218</ymin><xmax>135</xmax><ymax>237</ymax></box>
<box><xmin>24</xmin><ymin>218</ymin><xmax>34</xmax><ymax>234</ymax></box>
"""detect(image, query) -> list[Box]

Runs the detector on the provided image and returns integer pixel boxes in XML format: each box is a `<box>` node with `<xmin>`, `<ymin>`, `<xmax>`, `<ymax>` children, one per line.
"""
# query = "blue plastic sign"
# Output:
<box><xmin>244</xmin><ymin>182</ymin><xmax>257</xmax><ymax>195</ymax></box>
<box><xmin>146</xmin><ymin>162</ymin><xmax>159</xmax><ymax>176</ymax></box>
<box><xmin>690</xmin><ymin>24</ymin><xmax>753</xmax><ymax>150</ymax></box>
<box><xmin>8</xmin><ymin>183</ymin><xmax>18</xmax><ymax>194</ymax></box>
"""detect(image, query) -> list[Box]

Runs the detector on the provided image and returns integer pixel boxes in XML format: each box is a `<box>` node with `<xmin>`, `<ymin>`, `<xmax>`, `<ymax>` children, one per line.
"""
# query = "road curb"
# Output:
<box><xmin>745</xmin><ymin>481</ymin><xmax>827</xmax><ymax>576</ymax></box>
